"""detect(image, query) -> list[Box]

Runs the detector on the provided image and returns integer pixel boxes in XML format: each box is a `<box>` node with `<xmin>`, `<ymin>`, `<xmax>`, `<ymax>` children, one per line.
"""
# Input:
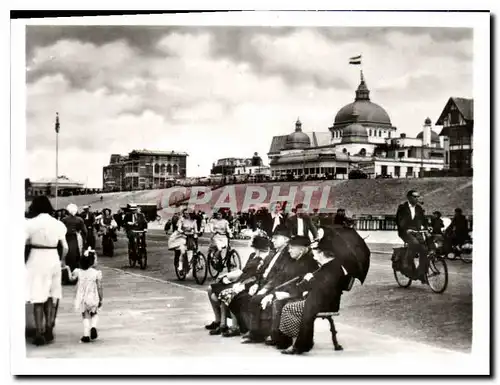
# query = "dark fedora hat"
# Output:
<box><xmin>289</xmin><ymin>235</ymin><xmax>310</xmax><ymax>247</ymax></box>
<box><xmin>251</xmin><ymin>235</ymin><xmax>271</xmax><ymax>251</ymax></box>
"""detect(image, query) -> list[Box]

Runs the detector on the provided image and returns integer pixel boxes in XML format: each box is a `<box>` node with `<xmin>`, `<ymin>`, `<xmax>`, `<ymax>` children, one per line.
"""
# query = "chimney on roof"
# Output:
<box><xmin>400</xmin><ymin>133</ymin><xmax>406</xmax><ymax>138</ymax></box>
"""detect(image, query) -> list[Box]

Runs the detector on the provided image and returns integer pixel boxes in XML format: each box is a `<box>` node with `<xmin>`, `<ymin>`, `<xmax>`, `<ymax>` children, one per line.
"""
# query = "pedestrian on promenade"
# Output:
<box><xmin>63</xmin><ymin>247</ymin><xmax>103</xmax><ymax>343</ymax></box>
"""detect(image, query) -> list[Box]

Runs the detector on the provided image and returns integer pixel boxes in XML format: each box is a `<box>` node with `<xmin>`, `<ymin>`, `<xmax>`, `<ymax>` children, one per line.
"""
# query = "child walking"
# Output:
<box><xmin>63</xmin><ymin>247</ymin><xmax>103</xmax><ymax>343</ymax></box>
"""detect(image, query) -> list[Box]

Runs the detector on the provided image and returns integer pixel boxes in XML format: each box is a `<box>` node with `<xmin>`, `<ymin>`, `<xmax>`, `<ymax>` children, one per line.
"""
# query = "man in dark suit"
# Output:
<box><xmin>396</xmin><ymin>190</ymin><xmax>430</xmax><ymax>282</ymax></box>
<box><xmin>123</xmin><ymin>204</ymin><xmax>148</xmax><ymax>252</ymax></box>
<box><xmin>244</xmin><ymin>235</ymin><xmax>318</xmax><ymax>343</ymax></box>
<box><xmin>274</xmin><ymin>228</ymin><xmax>357</xmax><ymax>354</ymax></box>
<box><xmin>259</xmin><ymin>201</ymin><xmax>287</xmax><ymax>238</ymax></box>
<box><xmin>286</xmin><ymin>204</ymin><xmax>318</xmax><ymax>240</ymax></box>
<box><xmin>79</xmin><ymin>205</ymin><xmax>96</xmax><ymax>249</ymax></box>
<box><xmin>229</xmin><ymin>225</ymin><xmax>291</xmax><ymax>342</ymax></box>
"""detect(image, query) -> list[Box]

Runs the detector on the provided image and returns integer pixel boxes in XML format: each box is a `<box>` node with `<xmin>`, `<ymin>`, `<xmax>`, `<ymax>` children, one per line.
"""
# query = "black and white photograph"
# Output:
<box><xmin>9</xmin><ymin>8</ymin><xmax>490</xmax><ymax>376</ymax></box>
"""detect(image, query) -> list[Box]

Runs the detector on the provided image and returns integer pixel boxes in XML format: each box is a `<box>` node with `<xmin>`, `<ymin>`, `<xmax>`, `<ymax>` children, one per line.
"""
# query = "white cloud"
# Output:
<box><xmin>25</xmin><ymin>28</ymin><xmax>473</xmax><ymax>187</ymax></box>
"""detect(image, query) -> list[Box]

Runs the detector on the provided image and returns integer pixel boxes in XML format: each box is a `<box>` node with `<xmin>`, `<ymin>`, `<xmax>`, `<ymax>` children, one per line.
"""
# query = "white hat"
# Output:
<box><xmin>67</xmin><ymin>203</ymin><xmax>78</xmax><ymax>216</ymax></box>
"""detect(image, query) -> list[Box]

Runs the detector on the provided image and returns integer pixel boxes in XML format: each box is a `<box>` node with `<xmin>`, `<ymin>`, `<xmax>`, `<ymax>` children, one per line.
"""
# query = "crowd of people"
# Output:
<box><xmin>25</xmin><ymin>190</ymin><xmax>470</xmax><ymax>352</ymax></box>
<box><xmin>199</xmin><ymin>203</ymin><xmax>370</xmax><ymax>355</ymax></box>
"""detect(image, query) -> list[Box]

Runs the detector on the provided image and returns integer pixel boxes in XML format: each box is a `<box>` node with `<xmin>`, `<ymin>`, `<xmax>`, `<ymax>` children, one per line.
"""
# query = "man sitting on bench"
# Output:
<box><xmin>272</xmin><ymin>228</ymin><xmax>355</xmax><ymax>355</ymax></box>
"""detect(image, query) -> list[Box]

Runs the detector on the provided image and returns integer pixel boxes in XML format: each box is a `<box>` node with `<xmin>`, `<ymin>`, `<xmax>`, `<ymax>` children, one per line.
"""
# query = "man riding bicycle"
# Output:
<box><xmin>208</xmin><ymin>209</ymin><xmax>233</xmax><ymax>267</ymax></box>
<box><xmin>123</xmin><ymin>204</ymin><xmax>148</xmax><ymax>253</ymax></box>
<box><xmin>396</xmin><ymin>190</ymin><xmax>432</xmax><ymax>283</ymax></box>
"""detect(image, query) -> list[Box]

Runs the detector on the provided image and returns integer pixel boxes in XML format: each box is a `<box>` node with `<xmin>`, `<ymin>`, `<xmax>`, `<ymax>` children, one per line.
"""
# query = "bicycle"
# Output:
<box><xmin>443</xmin><ymin>233</ymin><xmax>473</xmax><ymax>264</ymax></box>
<box><xmin>391</xmin><ymin>230</ymin><xmax>448</xmax><ymax>294</ymax></box>
<box><xmin>128</xmin><ymin>230</ymin><xmax>148</xmax><ymax>270</ymax></box>
<box><xmin>173</xmin><ymin>240</ymin><xmax>208</xmax><ymax>285</ymax></box>
<box><xmin>207</xmin><ymin>238</ymin><xmax>242</xmax><ymax>279</ymax></box>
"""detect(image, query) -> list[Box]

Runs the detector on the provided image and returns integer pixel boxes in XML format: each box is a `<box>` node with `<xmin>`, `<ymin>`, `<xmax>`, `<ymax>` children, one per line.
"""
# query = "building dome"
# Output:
<box><xmin>285</xmin><ymin>118</ymin><xmax>311</xmax><ymax>149</ymax></box>
<box><xmin>333</xmin><ymin>71</ymin><xmax>392</xmax><ymax>128</ymax></box>
<box><xmin>335</xmin><ymin>101</ymin><xmax>392</xmax><ymax>126</ymax></box>
<box><xmin>341</xmin><ymin>122</ymin><xmax>368</xmax><ymax>144</ymax></box>
<box><xmin>416</xmin><ymin>130</ymin><xmax>440</xmax><ymax>143</ymax></box>
<box><xmin>424</xmin><ymin>117</ymin><xmax>432</xmax><ymax>125</ymax></box>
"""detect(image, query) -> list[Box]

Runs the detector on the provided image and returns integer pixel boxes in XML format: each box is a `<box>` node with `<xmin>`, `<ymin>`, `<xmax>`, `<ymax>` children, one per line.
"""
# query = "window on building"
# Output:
<box><xmin>342</xmin><ymin>148</ymin><xmax>347</xmax><ymax>154</ymax></box>
<box><xmin>394</xmin><ymin>166</ymin><xmax>400</xmax><ymax>177</ymax></box>
<box><xmin>360</xmin><ymin>148</ymin><xmax>366</xmax><ymax>156</ymax></box>
<box><xmin>378</xmin><ymin>130</ymin><xmax>382</xmax><ymax>137</ymax></box>
<box><xmin>369</xmin><ymin>129</ymin><xmax>372</xmax><ymax>136</ymax></box>
<box><xmin>173</xmin><ymin>164</ymin><xmax>178</xmax><ymax>174</ymax></box>
<box><xmin>398</xmin><ymin>151</ymin><xmax>405</xmax><ymax>158</ymax></box>
<box><xmin>388</xmin><ymin>131</ymin><xmax>391</xmax><ymax>138</ymax></box>
<box><xmin>381</xmin><ymin>165</ymin><xmax>388</xmax><ymax>175</ymax></box>
<box><xmin>166</xmin><ymin>164</ymin><xmax>172</xmax><ymax>174</ymax></box>
<box><xmin>154</xmin><ymin>164</ymin><xmax>160</xmax><ymax>174</ymax></box>
<box><xmin>407</xmin><ymin>167</ymin><xmax>413</xmax><ymax>177</ymax></box>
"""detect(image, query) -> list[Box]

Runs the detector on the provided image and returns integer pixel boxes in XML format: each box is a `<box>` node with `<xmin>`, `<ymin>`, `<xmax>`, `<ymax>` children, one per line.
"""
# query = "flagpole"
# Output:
<box><xmin>55</xmin><ymin>113</ymin><xmax>59</xmax><ymax>210</ymax></box>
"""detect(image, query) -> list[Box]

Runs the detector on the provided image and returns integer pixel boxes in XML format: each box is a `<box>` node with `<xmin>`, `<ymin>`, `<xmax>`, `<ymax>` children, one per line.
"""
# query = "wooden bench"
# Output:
<box><xmin>315</xmin><ymin>311</ymin><xmax>343</xmax><ymax>351</ymax></box>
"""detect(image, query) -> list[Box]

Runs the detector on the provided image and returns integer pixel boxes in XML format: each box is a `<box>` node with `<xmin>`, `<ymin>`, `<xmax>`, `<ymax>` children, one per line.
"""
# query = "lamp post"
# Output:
<box><xmin>54</xmin><ymin>113</ymin><xmax>60</xmax><ymax>209</ymax></box>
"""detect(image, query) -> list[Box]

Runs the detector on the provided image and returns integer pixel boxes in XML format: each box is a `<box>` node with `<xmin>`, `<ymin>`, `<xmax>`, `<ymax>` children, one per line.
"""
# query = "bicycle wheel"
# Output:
<box><xmin>193</xmin><ymin>252</ymin><xmax>208</xmax><ymax>285</ymax></box>
<box><xmin>447</xmin><ymin>252</ymin><xmax>457</xmax><ymax>260</ymax></box>
<box><xmin>128</xmin><ymin>248</ymin><xmax>136</xmax><ymax>268</ymax></box>
<box><xmin>174</xmin><ymin>251</ymin><xmax>186</xmax><ymax>281</ymax></box>
<box><xmin>208</xmin><ymin>251</ymin><xmax>220</xmax><ymax>279</ymax></box>
<box><xmin>227</xmin><ymin>250</ymin><xmax>242</xmax><ymax>272</ymax></box>
<box><xmin>139</xmin><ymin>249</ymin><xmax>147</xmax><ymax>270</ymax></box>
<box><xmin>393</xmin><ymin>268</ymin><xmax>412</xmax><ymax>288</ymax></box>
<box><xmin>426</xmin><ymin>257</ymin><xmax>448</xmax><ymax>293</ymax></box>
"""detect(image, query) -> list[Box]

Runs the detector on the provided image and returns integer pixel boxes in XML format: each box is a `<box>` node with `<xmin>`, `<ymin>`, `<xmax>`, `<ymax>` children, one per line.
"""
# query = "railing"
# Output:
<box><xmin>350</xmin><ymin>215</ymin><xmax>473</xmax><ymax>232</ymax></box>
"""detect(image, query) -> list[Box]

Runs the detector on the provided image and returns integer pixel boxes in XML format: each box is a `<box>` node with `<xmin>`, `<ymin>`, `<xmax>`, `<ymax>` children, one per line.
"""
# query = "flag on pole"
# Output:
<box><xmin>55</xmin><ymin>112</ymin><xmax>60</xmax><ymax>133</ymax></box>
<box><xmin>349</xmin><ymin>55</ymin><xmax>362</xmax><ymax>65</ymax></box>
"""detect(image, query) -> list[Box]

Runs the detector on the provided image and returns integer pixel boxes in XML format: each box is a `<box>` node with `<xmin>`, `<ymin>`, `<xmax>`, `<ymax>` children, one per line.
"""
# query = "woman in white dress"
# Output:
<box><xmin>25</xmin><ymin>196</ymin><xmax>69</xmax><ymax>346</ymax></box>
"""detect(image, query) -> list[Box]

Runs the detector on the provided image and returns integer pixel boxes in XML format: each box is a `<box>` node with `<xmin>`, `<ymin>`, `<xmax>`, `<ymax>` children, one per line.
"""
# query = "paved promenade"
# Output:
<box><xmin>22</xmin><ymin>231</ymin><xmax>474</xmax><ymax>374</ymax></box>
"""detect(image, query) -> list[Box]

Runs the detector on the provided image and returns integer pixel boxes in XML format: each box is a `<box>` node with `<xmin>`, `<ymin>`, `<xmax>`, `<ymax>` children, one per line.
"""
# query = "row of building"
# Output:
<box><xmin>266</xmin><ymin>71</ymin><xmax>473</xmax><ymax>179</ymax></box>
<box><xmin>28</xmin><ymin>70</ymin><xmax>473</xmax><ymax>194</ymax></box>
<box><xmin>97</xmin><ymin>73</ymin><xmax>472</xmax><ymax>190</ymax></box>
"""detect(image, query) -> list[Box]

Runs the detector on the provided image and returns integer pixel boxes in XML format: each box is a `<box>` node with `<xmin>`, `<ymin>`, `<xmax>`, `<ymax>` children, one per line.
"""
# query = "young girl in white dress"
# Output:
<box><xmin>63</xmin><ymin>247</ymin><xmax>103</xmax><ymax>343</ymax></box>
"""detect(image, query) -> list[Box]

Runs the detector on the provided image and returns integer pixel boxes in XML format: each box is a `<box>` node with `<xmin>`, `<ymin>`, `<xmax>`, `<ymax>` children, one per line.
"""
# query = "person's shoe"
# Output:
<box><xmin>81</xmin><ymin>336</ymin><xmax>91</xmax><ymax>343</ymax></box>
<box><xmin>205</xmin><ymin>321</ymin><xmax>220</xmax><ymax>330</ymax></box>
<box><xmin>241</xmin><ymin>331</ymin><xmax>251</xmax><ymax>339</ymax></box>
<box><xmin>264</xmin><ymin>336</ymin><xmax>277</xmax><ymax>346</ymax></box>
<box><xmin>44</xmin><ymin>328</ymin><xmax>54</xmax><ymax>343</ymax></box>
<box><xmin>33</xmin><ymin>335</ymin><xmax>46</xmax><ymax>346</ymax></box>
<box><xmin>241</xmin><ymin>332</ymin><xmax>264</xmax><ymax>343</ymax></box>
<box><xmin>281</xmin><ymin>346</ymin><xmax>302</xmax><ymax>355</ymax></box>
<box><xmin>90</xmin><ymin>327</ymin><xmax>98</xmax><ymax>340</ymax></box>
<box><xmin>222</xmin><ymin>327</ymin><xmax>241</xmax><ymax>337</ymax></box>
<box><xmin>209</xmin><ymin>326</ymin><xmax>228</xmax><ymax>335</ymax></box>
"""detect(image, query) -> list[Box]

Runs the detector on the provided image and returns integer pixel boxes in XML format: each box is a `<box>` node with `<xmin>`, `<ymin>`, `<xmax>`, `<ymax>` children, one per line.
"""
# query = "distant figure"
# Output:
<box><xmin>430</xmin><ymin>211</ymin><xmax>444</xmax><ymax>235</ymax></box>
<box><xmin>62</xmin><ymin>204</ymin><xmax>87</xmax><ymax>273</ymax></box>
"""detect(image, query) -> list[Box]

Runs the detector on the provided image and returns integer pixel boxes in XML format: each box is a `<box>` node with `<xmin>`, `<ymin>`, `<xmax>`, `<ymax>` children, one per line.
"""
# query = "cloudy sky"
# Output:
<box><xmin>25</xmin><ymin>25</ymin><xmax>472</xmax><ymax>187</ymax></box>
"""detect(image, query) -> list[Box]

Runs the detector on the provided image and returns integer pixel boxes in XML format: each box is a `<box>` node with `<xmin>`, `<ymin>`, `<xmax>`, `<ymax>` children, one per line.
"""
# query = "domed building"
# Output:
<box><xmin>330</xmin><ymin>71</ymin><xmax>397</xmax><ymax>148</ymax></box>
<box><xmin>284</xmin><ymin>119</ymin><xmax>311</xmax><ymax>150</ymax></box>
<box><xmin>266</xmin><ymin>71</ymin><xmax>446</xmax><ymax>180</ymax></box>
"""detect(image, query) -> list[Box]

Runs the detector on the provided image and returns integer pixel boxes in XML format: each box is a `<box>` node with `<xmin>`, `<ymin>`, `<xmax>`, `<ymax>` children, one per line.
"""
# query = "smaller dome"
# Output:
<box><xmin>424</xmin><ymin>117</ymin><xmax>432</xmax><ymax>125</ymax></box>
<box><xmin>341</xmin><ymin>123</ymin><xmax>368</xmax><ymax>144</ymax></box>
<box><xmin>285</xmin><ymin>118</ymin><xmax>311</xmax><ymax>149</ymax></box>
<box><xmin>417</xmin><ymin>130</ymin><xmax>440</xmax><ymax>143</ymax></box>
